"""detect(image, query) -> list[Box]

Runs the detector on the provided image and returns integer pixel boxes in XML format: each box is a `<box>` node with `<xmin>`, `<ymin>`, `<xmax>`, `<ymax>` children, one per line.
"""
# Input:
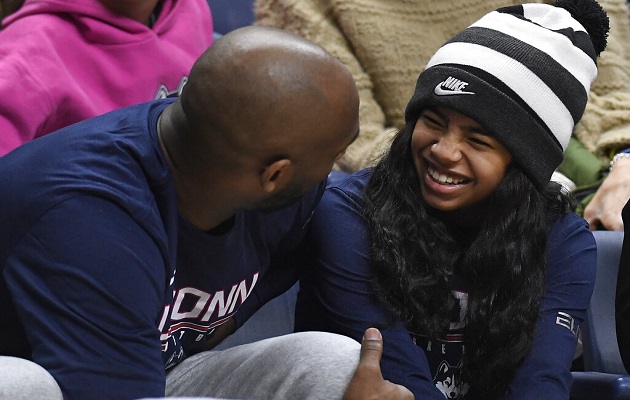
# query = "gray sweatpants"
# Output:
<box><xmin>0</xmin><ymin>356</ymin><xmax>62</xmax><ymax>400</ymax></box>
<box><xmin>1</xmin><ymin>332</ymin><xmax>360</xmax><ymax>399</ymax></box>
<box><xmin>165</xmin><ymin>331</ymin><xmax>361</xmax><ymax>400</ymax></box>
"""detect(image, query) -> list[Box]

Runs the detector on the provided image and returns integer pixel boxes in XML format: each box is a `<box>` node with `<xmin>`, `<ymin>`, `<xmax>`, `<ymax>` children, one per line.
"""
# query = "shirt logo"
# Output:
<box><xmin>434</xmin><ymin>76</ymin><xmax>475</xmax><ymax>96</ymax></box>
<box><xmin>556</xmin><ymin>311</ymin><xmax>579</xmax><ymax>336</ymax></box>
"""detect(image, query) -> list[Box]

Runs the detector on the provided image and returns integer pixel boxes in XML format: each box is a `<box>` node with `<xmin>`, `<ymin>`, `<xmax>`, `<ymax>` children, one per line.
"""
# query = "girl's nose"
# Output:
<box><xmin>431</xmin><ymin>134</ymin><xmax>463</xmax><ymax>163</ymax></box>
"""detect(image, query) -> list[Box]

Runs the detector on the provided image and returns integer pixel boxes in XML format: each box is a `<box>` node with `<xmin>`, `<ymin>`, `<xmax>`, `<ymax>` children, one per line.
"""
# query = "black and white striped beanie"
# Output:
<box><xmin>404</xmin><ymin>0</ymin><xmax>609</xmax><ymax>189</ymax></box>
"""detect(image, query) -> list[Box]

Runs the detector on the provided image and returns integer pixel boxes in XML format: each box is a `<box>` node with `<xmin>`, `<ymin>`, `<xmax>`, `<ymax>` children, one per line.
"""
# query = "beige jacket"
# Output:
<box><xmin>255</xmin><ymin>0</ymin><xmax>630</xmax><ymax>171</ymax></box>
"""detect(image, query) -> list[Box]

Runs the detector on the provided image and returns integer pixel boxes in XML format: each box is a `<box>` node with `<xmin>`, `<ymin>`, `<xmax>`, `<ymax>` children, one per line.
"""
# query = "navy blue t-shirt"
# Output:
<box><xmin>295</xmin><ymin>169</ymin><xmax>597</xmax><ymax>399</ymax></box>
<box><xmin>0</xmin><ymin>99</ymin><xmax>323</xmax><ymax>399</ymax></box>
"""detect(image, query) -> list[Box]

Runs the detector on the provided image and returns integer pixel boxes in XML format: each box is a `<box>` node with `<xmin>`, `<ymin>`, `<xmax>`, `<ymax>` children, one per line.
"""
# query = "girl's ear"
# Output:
<box><xmin>260</xmin><ymin>159</ymin><xmax>293</xmax><ymax>194</ymax></box>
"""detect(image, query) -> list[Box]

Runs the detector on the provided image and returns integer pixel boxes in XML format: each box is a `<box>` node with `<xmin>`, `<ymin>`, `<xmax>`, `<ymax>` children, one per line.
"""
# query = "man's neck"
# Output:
<box><xmin>157</xmin><ymin>109</ymin><xmax>241</xmax><ymax>232</ymax></box>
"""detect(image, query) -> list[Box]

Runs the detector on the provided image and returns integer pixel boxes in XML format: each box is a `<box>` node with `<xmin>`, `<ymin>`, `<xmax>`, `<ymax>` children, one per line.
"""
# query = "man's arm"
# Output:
<box><xmin>4</xmin><ymin>195</ymin><xmax>168</xmax><ymax>399</ymax></box>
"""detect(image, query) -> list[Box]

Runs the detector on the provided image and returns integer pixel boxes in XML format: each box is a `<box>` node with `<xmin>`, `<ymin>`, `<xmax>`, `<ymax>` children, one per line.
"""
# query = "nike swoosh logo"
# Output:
<box><xmin>434</xmin><ymin>84</ymin><xmax>475</xmax><ymax>96</ymax></box>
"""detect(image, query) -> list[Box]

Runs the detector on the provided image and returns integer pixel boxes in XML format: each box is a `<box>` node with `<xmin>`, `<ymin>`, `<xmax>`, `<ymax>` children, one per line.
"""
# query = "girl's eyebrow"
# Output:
<box><xmin>468</xmin><ymin>126</ymin><xmax>492</xmax><ymax>136</ymax></box>
<box><xmin>426</xmin><ymin>107</ymin><xmax>491</xmax><ymax>136</ymax></box>
<box><xmin>423</xmin><ymin>107</ymin><xmax>448</xmax><ymax>124</ymax></box>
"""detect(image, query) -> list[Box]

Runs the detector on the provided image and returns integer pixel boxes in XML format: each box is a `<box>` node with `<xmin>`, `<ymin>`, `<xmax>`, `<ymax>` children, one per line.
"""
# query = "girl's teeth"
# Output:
<box><xmin>429</xmin><ymin>167</ymin><xmax>463</xmax><ymax>185</ymax></box>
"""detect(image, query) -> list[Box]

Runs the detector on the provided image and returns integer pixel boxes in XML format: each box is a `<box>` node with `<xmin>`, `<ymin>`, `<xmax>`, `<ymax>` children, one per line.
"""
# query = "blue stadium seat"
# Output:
<box><xmin>571</xmin><ymin>231</ymin><xmax>630</xmax><ymax>400</ymax></box>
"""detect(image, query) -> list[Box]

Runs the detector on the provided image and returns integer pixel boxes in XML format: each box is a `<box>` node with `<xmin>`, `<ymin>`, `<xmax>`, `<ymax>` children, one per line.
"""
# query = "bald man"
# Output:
<box><xmin>0</xmin><ymin>26</ymin><xmax>412</xmax><ymax>400</ymax></box>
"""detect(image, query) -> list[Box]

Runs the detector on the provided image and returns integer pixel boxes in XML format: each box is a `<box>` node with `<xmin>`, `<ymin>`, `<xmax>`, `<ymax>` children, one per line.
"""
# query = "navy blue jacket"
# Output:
<box><xmin>296</xmin><ymin>169</ymin><xmax>596</xmax><ymax>399</ymax></box>
<box><xmin>0</xmin><ymin>99</ymin><xmax>322</xmax><ymax>399</ymax></box>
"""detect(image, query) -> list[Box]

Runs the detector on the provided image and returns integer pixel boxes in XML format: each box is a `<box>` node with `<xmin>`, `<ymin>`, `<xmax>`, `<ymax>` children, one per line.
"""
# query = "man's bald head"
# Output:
<box><xmin>160</xmin><ymin>26</ymin><xmax>359</xmax><ymax>228</ymax></box>
<box><xmin>175</xmin><ymin>25</ymin><xmax>359</xmax><ymax>171</ymax></box>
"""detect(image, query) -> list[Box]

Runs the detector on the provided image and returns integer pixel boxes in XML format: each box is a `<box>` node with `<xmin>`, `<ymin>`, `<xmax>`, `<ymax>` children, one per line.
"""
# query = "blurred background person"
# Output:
<box><xmin>0</xmin><ymin>0</ymin><xmax>213</xmax><ymax>154</ymax></box>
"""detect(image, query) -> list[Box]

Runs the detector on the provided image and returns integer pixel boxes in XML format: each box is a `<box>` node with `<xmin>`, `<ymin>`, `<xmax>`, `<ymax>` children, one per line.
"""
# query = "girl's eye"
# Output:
<box><xmin>469</xmin><ymin>136</ymin><xmax>493</xmax><ymax>148</ymax></box>
<box><xmin>421</xmin><ymin>114</ymin><xmax>444</xmax><ymax>129</ymax></box>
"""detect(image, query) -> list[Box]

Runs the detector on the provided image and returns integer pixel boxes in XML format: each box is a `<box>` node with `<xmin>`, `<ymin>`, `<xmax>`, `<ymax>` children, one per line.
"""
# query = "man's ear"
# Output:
<box><xmin>260</xmin><ymin>159</ymin><xmax>293</xmax><ymax>194</ymax></box>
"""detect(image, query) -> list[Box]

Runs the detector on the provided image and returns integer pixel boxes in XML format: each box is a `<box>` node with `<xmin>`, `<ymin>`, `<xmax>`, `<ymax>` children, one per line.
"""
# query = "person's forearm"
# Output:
<box><xmin>583</xmin><ymin>151</ymin><xmax>630</xmax><ymax>230</ymax></box>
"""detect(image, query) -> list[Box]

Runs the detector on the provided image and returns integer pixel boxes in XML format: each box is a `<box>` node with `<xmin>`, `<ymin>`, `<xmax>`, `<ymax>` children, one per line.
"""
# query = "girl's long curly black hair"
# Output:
<box><xmin>364</xmin><ymin>121</ymin><xmax>574</xmax><ymax>399</ymax></box>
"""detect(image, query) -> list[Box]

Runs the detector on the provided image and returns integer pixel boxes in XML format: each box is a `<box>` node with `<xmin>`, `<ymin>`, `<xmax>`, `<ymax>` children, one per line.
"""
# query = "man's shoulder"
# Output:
<box><xmin>0</xmin><ymin>99</ymin><xmax>174</xmax><ymax>244</ymax></box>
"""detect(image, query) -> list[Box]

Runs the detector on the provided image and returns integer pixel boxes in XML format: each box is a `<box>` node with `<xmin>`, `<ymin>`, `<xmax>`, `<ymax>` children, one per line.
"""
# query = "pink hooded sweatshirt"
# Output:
<box><xmin>0</xmin><ymin>0</ymin><xmax>213</xmax><ymax>155</ymax></box>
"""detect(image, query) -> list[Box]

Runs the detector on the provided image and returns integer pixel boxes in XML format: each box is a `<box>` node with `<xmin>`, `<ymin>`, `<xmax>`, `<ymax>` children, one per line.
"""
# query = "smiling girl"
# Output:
<box><xmin>294</xmin><ymin>0</ymin><xmax>609</xmax><ymax>399</ymax></box>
